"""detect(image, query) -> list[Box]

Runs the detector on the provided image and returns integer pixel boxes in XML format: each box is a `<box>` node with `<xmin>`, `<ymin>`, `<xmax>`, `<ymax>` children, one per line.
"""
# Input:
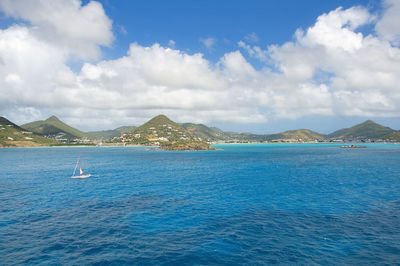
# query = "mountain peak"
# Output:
<box><xmin>329</xmin><ymin>119</ymin><xmax>394</xmax><ymax>139</ymax></box>
<box><xmin>134</xmin><ymin>114</ymin><xmax>183</xmax><ymax>133</ymax></box>
<box><xmin>113</xmin><ymin>114</ymin><xmax>213</xmax><ymax>149</ymax></box>
<box><xmin>22</xmin><ymin>115</ymin><xmax>85</xmax><ymax>139</ymax></box>
<box><xmin>356</xmin><ymin>120</ymin><xmax>391</xmax><ymax>129</ymax></box>
<box><xmin>46</xmin><ymin>115</ymin><xmax>60</xmax><ymax>122</ymax></box>
<box><xmin>361</xmin><ymin>119</ymin><xmax>377</xmax><ymax>125</ymax></box>
<box><xmin>0</xmin><ymin>116</ymin><xmax>21</xmax><ymax>129</ymax></box>
<box><xmin>0</xmin><ymin>116</ymin><xmax>11</xmax><ymax>124</ymax></box>
<box><xmin>148</xmin><ymin>114</ymin><xmax>173</xmax><ymax>123</ymax></box>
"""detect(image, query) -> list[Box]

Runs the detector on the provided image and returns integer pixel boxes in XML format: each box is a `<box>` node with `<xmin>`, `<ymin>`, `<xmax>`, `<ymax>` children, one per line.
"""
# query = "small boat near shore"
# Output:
<box><xmin>340</xmin><ymin>145</ymin><xmax>367</xmax><ymax>148</ymax></box>
<box><xmin>71</xmin><ymin>152</ymin><xmax>91</xmax><ymax>178</ymax></box>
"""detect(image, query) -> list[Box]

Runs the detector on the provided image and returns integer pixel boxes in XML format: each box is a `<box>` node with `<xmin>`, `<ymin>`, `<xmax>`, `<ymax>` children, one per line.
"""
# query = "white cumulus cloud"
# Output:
<box><xmin>375</xmin><ymin>0</ymin><xmax>400</xmax><ymax>45</ymax></box>
<box><xmin>0</xmin><ymin>0</ymin><xmax>113</xmax><ymax>59</ymax></box>
<box><xmin>0</xmin><ymin>1</ymin><xmax>400</xmax><ymax>131</ymax></box>
<box><xmin>240</xmin><ymin>4</ymin><xmax>400</xmax><ymax>119</ymax></box>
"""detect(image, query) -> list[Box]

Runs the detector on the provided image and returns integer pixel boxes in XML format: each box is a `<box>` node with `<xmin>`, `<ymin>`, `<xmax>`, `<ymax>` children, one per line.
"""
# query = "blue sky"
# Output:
<box><xmin>0</xmin><ymin>0</ymin><xmax>399</xmax><ymax>133</ymax></box>
<box><xmin>100</xmin><ymin>0</ymin><xmax>380</xmax><ymax>63</ymax></box>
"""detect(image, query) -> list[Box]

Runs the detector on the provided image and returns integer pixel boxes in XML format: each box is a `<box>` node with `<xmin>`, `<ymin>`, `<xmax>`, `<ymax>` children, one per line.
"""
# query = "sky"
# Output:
<box><xmin>0</xmin><ymin>0</ymin><xmax>399</xmax><ymax>133</ymax></box>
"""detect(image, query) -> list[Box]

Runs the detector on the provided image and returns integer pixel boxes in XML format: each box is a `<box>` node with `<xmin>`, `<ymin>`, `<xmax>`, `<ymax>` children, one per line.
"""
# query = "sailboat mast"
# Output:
<box><xmin>79</xmin><ymin>152</ymin><xmax>81</xmax><ymax>176</ymax></box>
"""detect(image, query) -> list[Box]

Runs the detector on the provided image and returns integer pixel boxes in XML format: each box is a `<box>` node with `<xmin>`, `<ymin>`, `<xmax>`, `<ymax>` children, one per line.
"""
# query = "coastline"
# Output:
<box><xmin>1</xmin><ymin>142</ymin><xmax>398</xmax><ymax>149</ymax></box>
<box><xmin>213</xmin><ymin>141</ymin><xmax>399</xmax><ymax>145</ymax></box>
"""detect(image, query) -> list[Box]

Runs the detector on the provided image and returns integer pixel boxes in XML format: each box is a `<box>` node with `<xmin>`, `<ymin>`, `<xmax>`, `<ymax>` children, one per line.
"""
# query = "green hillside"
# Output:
<box><xmin>86</xmin><ymin>126</ymin><xmax>136</xmax><ymax>140</ymax></box>
<box><xmin>115</xmin><ymin>126</ymin><xmax>137</xmax><ymax>133</ymax></box>
<box><xmin>266</xmin><ymin>129</ymin><xmax>325</xmax><ymax>142</ymax></box>
<box><xmin>182</xmin><ymin>123</ymin><xmax>324</xmax><ymax>142</ymax></box>
<box><xmin>181</xmin><ymin>123</ymin><xmax>230</xmax><ymax>141</ymax></box>
<box><xmin>111</xmin><ymin>115</ymin><xmax>214</xmax><ymax>150</ymax></box>
<box><xmin>328</xmin><ymin>120</ymin><xmax>394</xmax><ymax>140</ymax></box>
<box><xmin>0</xmin><ymin>117</ymin><xmax>58</xmax><ymax>147</ymax></box>
<box><xmin>382</xmin><ymin>131</ymin><xmax>400</xmax><ymax>141</ymax></box>
<box><xmin>86</xmin><ymin>129</ymin><xmax>119</xmax><ymax>140</ymax></box>
<box><xmin>22</xmin><ymin>115</ymin><xmax>86</xmax><ymax>140</ymax></box>
<box><xmin>224</xmin><ymin>132</ymin><xmax>266</xmax><ymax>142</ymax></box>
<box><xmin>181</xmin><ymin>123</ymin><xmax>268</xmax><ymax>142</ymax></box>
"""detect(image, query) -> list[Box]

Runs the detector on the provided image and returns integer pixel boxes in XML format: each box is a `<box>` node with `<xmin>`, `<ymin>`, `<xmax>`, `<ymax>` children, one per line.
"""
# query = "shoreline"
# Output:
<box><xmin>212</xmin><ymin>141</ymin><xmax>400</xmax><ymax>145</ymax></box>
<box><xmin>1</xmin><ymin>142</ymin><xmax>399</xmax><ymax>149</ymax></box>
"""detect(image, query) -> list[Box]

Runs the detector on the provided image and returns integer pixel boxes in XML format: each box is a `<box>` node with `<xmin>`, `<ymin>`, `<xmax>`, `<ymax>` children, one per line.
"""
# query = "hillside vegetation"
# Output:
<box><xmin>86</xmin><ymin>126</ymin><xmax>136</xmax><ymax>140</ymax></box>
<box><xmin>3</xmin><ymin>115</ymin><xmax>399</xmax><ymax>147</ymax></box>
<box><xmin>266</xmin><ymin>129</ymin><xmax>325</xmax><ymax>142</ymax></box>
<box><xmin>22</xmin><ymin>116</ymin><xmax>86</xmax><ymax>140</ymax></box>
<box><xmin>111</xmin><ymin>115</ymin><xmax>214</xmax><ymax>150</ymax></box>
<box><xmin>182</xmin><ymin>124</ymin><xmax>324</xmax><ymax>142</ymax></box>
<box><xmin>0</xmin><ymin>117</ymin><xmax>58</xmax><ymax>147</ymax></box>
<box><xmin>382</xmin><ymin>131</ymin><xmax>400</xmax><ymax>141</ymax></box>
<box><xmin>328</xmin><ymin>120</ymin><xmax>394</xmax><ymax>140</ymax></box>
<box><xmin>181</xmin><ymin>123</ymin><xmax>230</xmax><ymax>141</ymax></box>
<box><xmin>182</xmin><ymin>120</ymin><xmax>400</xmax><ymax>142</ymax></box>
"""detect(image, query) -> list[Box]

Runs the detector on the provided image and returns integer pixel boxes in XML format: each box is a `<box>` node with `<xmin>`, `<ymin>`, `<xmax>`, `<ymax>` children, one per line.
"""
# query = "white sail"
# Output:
<box><xmin>72</xmin><ymin>153</ymin><xmax>91</xmax><ymax>178</ymax></box>
<box><xmin>72</xmin><ymin>157</ymin><xmax>79</xmax><ymax>177</ymax></box>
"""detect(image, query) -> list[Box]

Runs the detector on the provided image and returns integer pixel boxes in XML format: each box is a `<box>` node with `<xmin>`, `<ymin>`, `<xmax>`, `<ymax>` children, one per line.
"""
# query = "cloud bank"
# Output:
<box><xmin>0</xmin><ymin>0</ymin><xmax>399</xmax><ymax>130</ymax></box>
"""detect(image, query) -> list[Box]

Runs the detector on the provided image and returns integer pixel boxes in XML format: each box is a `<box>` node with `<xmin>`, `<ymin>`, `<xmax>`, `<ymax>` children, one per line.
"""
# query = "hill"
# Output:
<box><xmin>21</xmin><ymin>116</ymin><xmax>86</xmax><ymax>141</ymax></box>
<box><xmin>182</xmin><ymin>123</ymin><xmax>324</xmax><ymax>142</ymax></box>
<box><xmin>181</xmin><ymin>123</ymin><xmax>269</xmax><ymax>142</ymax></box>
<box><xmin>115</xmin><ymin>126</ymin><xmax>137</xmax><ymax>133</ymax></box>
<box><xmin>266</xmin><ymin>129</ymin><xmax>325</xmax><ymax>142</ymax></box>
<box><xmin>181</xmin><ymin>123</ymin><xmax>230</xmax><ymax>141</ymax></box>
<box><xmin>223</xmin><ymin>132</ymin><xmax>266</xmax><ymax>142</ymax></box>
<box><xmin>381</xmin><ymin>131</ymin><xmax>400</xmax><ymax>141</ymax></box>
<box><xmin>328</xmin><ymin>120</ymin><xmax>394</xmax><ymax>140</ymax></box>
<box><xmin>0</xmin><ymin>117</ymin><xmax>58</xmax><ymax>147</ymax></box>
<box><xmin>111</xmin><ymin>115</ymin><xmax>214</xmax><ymax>150</ymax></box>
<box><xmin>86</xmin><ymin>126</ymin><xmax>136</xmax><ymax>140</ymax></box>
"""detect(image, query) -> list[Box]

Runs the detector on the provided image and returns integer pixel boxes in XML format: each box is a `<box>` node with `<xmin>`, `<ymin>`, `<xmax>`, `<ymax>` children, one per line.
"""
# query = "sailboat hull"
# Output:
<box><xmin>71</xmin><ymin>174</ymin><xmax>91</xmax><ymax>179</ymax></box>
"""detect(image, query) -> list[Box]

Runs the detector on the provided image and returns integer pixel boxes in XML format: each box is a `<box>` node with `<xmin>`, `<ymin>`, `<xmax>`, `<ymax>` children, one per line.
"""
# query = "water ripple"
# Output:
<box><xmin>1</xmin><ymin>145</ymin><xmax>400</xmax><ymax>264</ymax></box>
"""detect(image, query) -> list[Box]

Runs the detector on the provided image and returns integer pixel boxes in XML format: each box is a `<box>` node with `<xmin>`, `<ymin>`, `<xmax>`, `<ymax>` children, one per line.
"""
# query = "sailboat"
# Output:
<box><xmin>71</xmin><ymin>152</ymin><xmax>91</xmax><ymax>178</ymax></box>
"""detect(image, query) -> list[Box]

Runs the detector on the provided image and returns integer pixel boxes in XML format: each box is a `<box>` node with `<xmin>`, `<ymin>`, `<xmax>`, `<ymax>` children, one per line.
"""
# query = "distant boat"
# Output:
<box><xmin>340</xmin><ymin>144</ymin><xmax>367</xmax><ymax>148</ymax></box>
<box><xmin>71</xmin><ymin>152</ymin><xmax>91</xmax><ymax>178</ymax></box>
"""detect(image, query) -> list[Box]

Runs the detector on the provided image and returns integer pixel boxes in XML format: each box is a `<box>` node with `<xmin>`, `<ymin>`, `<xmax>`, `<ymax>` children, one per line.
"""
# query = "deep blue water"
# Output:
<box><xmin>1</xmin><ymin>144</ymin><xmax>400</xmax><ymax>265</ymax></box>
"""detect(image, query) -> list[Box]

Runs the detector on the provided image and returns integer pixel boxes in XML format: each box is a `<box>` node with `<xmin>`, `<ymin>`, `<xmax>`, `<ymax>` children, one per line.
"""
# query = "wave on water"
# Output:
<box><xmin>1</xmin><ymin>145</ymin><xmax>400</xmax><ymax>264</ymax></box>
<box><xmin>1</xmin><ymin>193</ymin><xmax>399</xmax><ymax>265</ymax></box>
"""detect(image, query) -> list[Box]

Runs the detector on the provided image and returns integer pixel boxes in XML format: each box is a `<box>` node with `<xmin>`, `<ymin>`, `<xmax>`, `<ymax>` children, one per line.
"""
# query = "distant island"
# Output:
<box><xmin>1</xmin><ymin>115</ymin><xmax>400</xmax><ymax>149</ymax></box>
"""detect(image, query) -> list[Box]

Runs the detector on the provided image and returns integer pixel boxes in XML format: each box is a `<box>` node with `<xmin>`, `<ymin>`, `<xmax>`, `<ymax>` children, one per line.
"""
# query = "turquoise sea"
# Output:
<box><xmin>1</xmin><ymin>144</ymin><xmax>400</xmax><ymax>264</ymax></box>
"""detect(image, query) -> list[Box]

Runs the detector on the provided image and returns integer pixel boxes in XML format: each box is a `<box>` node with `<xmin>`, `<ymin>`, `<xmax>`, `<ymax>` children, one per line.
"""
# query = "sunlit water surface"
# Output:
<box><xmin>1</xmin><ymin>144</ymin><xmax>400</xmax><ymax>264</ymax></box>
